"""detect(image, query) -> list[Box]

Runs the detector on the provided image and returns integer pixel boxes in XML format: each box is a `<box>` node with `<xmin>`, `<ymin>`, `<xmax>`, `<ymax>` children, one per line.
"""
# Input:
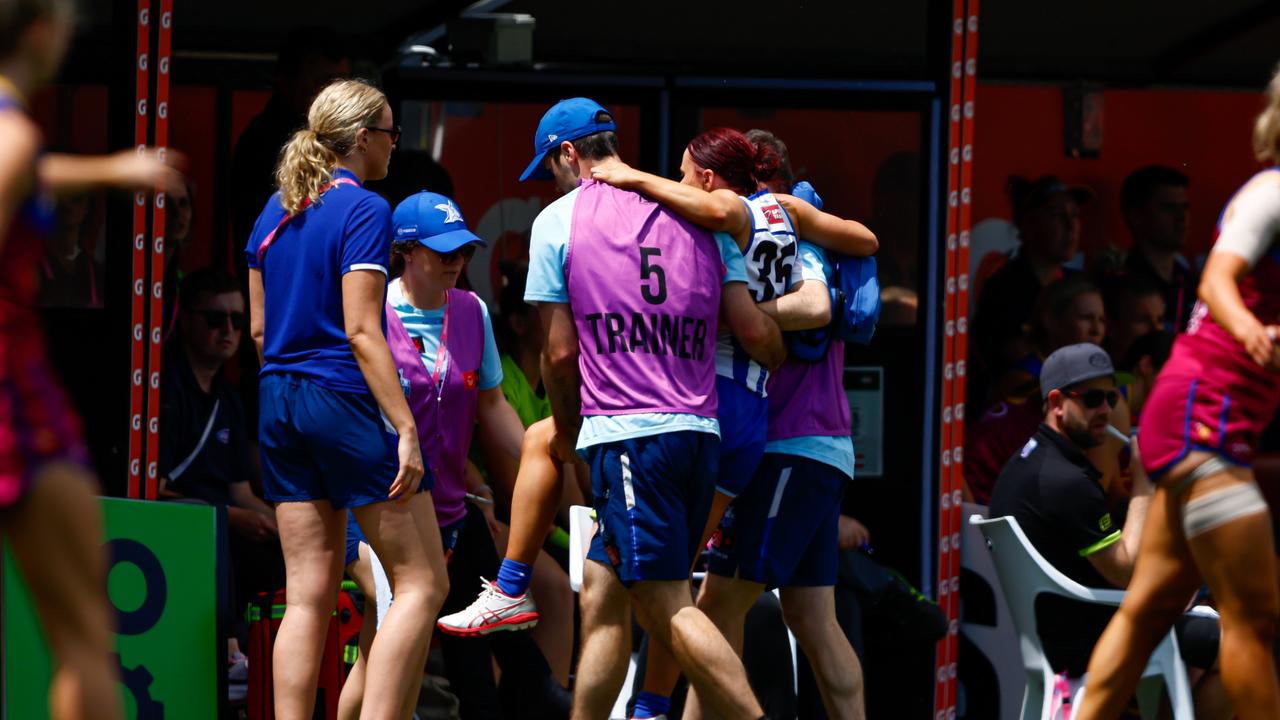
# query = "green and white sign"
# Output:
<box><xmin>3</xmin><ymin>498</ymin><xmax>221</xmax><ymax>718</ymax></box>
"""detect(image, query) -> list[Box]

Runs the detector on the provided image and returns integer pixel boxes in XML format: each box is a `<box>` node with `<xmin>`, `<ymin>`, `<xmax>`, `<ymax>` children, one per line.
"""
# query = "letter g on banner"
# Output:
<box><xmin>108</xmin><ymin>538</ymin><xmax>168</xmax><ymax>635</ymax></box>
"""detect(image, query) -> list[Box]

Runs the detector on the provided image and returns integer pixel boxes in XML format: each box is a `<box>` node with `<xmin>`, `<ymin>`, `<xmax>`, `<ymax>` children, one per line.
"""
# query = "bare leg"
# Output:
<box><xmin>780</xmin><ymin>586</ymin><xmax>864</xmax><ymax>720</ymax></box>
<box><xmin>272</xmin><ymin>500</ymin><xmax>346</xmax><ymax>720</ymax></box>
<box><xmin>352</xmin><ymin>492</ymin><xmax>448</xmax><ymax>720</ymax></box>
<box><xmin>633</xmin><ymin>579</ymin><xmax>762</xmax><ymax>720</ymax></box>
<box><xmin>1076</xmin><ymin>485</ymin><xmax>1202</xmax><ymax>719</ymax></box>
<box><xmin>660</xmin><ymin>571</ymin><xmax>757</xmax><ymax>717</ymax></box>
<box><xmin>507</xmin><ymin>417</ymin><xmax>564</xmax><ymax>567</ymax></box>
<box><xmin>639</xmin><ymin>638</ymin><xmax>685</xmax><ymax>717</ymax></box>
<box><xmin>1183</xmin><ymin>480</ymin><xmax>1279</xmax><ymax>718</ymax></box>
<box><xmin>5</xmin><ymin>462</ymin><xmax>120</xmax><ymax>720</ymax></box>
<box><xmin>336</xmin><ymin>544</ymin><xmax>377</xmax><ymax>720</ymax></box>
<box><xmin>572</xmin><ymin>560</ymin><xmax>634</xmax><ymax>720</ymax></box>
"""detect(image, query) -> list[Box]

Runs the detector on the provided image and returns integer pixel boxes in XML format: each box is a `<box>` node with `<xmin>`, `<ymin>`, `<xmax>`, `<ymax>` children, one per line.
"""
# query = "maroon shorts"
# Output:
<box><xmin>0</xmin><ymin>354</ymin><xmax>88</xmax><ymax>509</ymax></box>
<box><xmin>1138</xmin><ymin>338</ymin><xmax>1280</xmax><ymax>480</ymax></box>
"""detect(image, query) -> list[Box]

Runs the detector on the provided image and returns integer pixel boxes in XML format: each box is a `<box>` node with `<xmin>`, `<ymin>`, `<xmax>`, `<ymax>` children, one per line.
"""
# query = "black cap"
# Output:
<box><xmin>1040</xmin><ymin>343</ymin><xmax>1116</xmax><ymax>400</ymax></box>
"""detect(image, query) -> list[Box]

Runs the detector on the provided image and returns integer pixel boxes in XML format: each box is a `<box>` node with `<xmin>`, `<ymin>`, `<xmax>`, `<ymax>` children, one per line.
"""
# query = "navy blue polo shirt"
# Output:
<box><xmin>244</xmin><ymin>168</ymin><xmax>392</xmax><ymax>393</ymax></box>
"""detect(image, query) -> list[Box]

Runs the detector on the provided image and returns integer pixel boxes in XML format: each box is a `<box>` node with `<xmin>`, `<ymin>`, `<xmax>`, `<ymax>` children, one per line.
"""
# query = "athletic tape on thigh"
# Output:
<box><xmin>1171</xmin><ymin>455</ymin><xmax>1234</xmax><ymax>496</ymax></box>
<box><xmin>1183</xmin><ymin>481</ymin><xmax>1269</xmax><ymax>539</ymax></box>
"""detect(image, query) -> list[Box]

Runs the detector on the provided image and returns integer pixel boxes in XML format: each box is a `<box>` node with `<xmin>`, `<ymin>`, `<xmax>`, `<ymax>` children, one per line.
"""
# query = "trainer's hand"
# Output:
<box><xmin>589</xmin><ymin>159</ymin><xmax>640</xmax><ymax>189</ymax></box>
<box><xmin>389</xmin><ymin>432</ymin><xmax>425</xmax><ymax>502</ymax></box>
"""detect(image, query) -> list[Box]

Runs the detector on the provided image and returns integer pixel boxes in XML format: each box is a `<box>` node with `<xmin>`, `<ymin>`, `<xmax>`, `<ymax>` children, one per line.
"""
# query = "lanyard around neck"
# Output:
<box><xmin>432</xmin><ymin>291</ymin><xmax>451</xmax><ymax>392</ymax></box>
<box><xmin>255</xmin><ymin>176</ymin><xmax>358</xmax><ymax>264</ymax></box>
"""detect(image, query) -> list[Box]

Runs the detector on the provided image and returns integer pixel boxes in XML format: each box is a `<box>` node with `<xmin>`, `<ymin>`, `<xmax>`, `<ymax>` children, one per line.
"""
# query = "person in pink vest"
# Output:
<box><xmin>1076</xmin><ymin>72</ymin><xmax>1280</xmax><ymax>720</ymax></box>
<box><xmin>336</xmin><ymin>191</ymin><xmax>529</xmax><ymax>718</ymax></box>
<box><xmin>512</xmin><ymin>97</ymin><xmax>771</xmax><ymax>719</ymax></box>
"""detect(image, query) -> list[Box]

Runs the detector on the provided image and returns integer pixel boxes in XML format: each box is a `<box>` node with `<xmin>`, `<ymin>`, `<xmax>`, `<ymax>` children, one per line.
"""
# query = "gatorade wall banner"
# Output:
<box><xmin>2</xmin><ymin>498</ymin><xmax>222</xmax><ymax>719</ymax></box>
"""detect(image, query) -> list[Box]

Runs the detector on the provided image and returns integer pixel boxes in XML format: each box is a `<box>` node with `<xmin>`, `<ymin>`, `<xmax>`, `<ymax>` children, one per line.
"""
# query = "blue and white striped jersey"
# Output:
<box><xmin>715</xmin><ymin>190</ymin><xmax>802</xmax><ymax>397</ymax></box>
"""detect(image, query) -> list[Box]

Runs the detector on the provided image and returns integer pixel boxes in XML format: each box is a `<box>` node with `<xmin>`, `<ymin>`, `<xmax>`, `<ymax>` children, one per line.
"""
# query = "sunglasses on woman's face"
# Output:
<box><xmin>1065</xmin><ymin>388</ymin><xmax>1118</xmax><ymax>410</ymax></box>
<box><xmin>365</xmin><ymin>124</ymin><xmax>402</xmax><ymax>144</ymax></box>
<box><xmin>430</xmin><ymin>245</ymin><xmax>477</xmax><ymax>264</ymax></box>
<box><xmin>196</xmin><ymin>309</ymin><xmax>246</xmax><ymax>330</ymax></box>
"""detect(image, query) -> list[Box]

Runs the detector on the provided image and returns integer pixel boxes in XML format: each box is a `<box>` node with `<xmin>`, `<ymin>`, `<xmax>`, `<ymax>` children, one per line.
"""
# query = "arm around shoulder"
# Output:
<box><xmin>777</xmin><ymin>194</ymin><xmax>878</xmax><ymax>257</ymax></box>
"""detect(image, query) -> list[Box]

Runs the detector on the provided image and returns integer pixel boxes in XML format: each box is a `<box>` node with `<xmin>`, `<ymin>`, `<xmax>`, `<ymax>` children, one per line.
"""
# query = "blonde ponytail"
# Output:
<box><xmin>1253</xmin><ymin>65</ymin><xmax>1280</xmax><ymax>165</ymax></box>
<box><xmin>274</xmin><ymin>78</ymin><xmax>387</xmax><ymax>214</ymax></box>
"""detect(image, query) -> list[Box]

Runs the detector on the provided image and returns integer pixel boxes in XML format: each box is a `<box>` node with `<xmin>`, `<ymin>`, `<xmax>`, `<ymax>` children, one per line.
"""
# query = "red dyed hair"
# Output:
<box><xmin>686</xmin><ymin>127</ymin><xmax>780</xmax><ymax>196</ymax></box>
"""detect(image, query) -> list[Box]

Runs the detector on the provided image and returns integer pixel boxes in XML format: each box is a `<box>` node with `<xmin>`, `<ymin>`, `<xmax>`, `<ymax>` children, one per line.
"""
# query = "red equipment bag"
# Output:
<box><xmin>247</xmin><ymin>589</ymin><xmax>357</xmax><ymax>719</ymax></box>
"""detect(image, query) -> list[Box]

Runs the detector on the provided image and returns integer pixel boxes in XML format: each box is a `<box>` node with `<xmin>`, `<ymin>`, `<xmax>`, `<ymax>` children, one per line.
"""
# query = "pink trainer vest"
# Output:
<box><xmin>766</xmin><ymin>339</ymin><xmax>851</xmax><ymax>441</ymax></box>
<box><xmin>564</xmin><ymin>180</ymin><xmax>720</xmax><ymax>419</ymax></box>
<box><xmin>385</xmin><ymin>287</ymin><xmax>484</xmax><ymax>527</ymax></box>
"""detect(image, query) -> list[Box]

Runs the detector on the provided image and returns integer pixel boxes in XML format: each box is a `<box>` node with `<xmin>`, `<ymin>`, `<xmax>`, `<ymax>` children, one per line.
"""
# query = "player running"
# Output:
<box><xmin>0</xmin><ymin>3</ymin><xmax>179</xmax><ymax>718</ymax></box>
<box><xmin>1075</xmin><ymin>69</ymin><xmax>1280</xmax><ymax>720</ymax></box>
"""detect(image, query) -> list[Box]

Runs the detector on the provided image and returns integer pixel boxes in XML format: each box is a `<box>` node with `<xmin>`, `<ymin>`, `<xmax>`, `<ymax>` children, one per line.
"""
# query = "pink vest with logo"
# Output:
<box><xmin>385</xmin><ymin>287</ymin><xmax>485</xmax><ymax>527</ymax></box>
<box><xmin>564</xmin><ymin>181</ymin><xmax>720</xmax><ymax>419</ymax></box>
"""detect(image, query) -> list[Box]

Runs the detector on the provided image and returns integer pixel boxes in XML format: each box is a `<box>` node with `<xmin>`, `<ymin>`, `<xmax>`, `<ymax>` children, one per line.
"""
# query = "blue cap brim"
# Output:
<box><xmin>519</xmin><ymin>151</ymin><xmax>551</xmax><ymax>182</ymax></box>
<box><xmin>418</xmin><ymin>228</ymin><xmax>486</xmax><ymax>253</ymax></box>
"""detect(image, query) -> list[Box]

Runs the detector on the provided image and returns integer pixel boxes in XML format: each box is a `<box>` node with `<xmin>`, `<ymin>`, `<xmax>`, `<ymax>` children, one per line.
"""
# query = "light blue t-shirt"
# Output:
<box><xmin>765</xmin><ymin>241</ymin><xmax>856</xmax><ymax>480</ymax></box>
<box><xmin>525</xmin><ymin>186</ymin><xmax>741</xmax><ymax>450</ymax></box>
<box><xmin>386</xmin><ymin>278</ymin><xmax>502</xmax><ymax>391</ymax></box>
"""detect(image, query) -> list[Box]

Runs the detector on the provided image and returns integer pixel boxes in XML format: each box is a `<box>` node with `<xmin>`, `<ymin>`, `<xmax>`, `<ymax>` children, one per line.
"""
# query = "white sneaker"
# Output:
<box><xmin>436</xmin><ymin>577</ymin><xmax>539</xmax><ymax>636</ymax></box>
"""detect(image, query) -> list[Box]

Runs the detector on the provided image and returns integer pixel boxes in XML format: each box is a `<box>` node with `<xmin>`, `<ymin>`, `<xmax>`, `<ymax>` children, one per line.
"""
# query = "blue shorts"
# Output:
<box><xmin>715</xmin><ymin>376</ymin><xmax>767</xmax><ymax>498</ymax></box>
<box><xmin>586</xmin><ymin>431</ymin><xmax>719</xmax><ymax>585</ymax></box>
<box><xmin>708</xmin><ymin>453</ymin><xmax>846</xmax><ymax>588</ymax></box>
<box><xmin>259</xmin><ymin>373</ymin><xmax>431</xmax><ymax>510</ymax></box>
<box><xmin>345</xmin><ymin>513</ymin><xmax>465</xmax><ymax>567</ymax></box>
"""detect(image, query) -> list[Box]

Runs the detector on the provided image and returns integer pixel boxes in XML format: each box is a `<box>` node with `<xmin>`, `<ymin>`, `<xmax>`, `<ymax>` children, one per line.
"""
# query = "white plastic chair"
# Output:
<box><xmin>959</xmin><ymin>503</ymin><xmax>1025</xmax><ymax>720</ymax></box>
<box><xmin>969</xmin><ymin>514</ymin><xmax>1194</xmax><ymax>720</ymax></box>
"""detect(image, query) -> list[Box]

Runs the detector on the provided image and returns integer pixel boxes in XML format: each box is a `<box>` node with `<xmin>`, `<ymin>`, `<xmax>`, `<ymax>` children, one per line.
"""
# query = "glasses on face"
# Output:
<box><xmin>1065</xmin><ymin>388</ymin><xmax>1118</xmax><ymax>410</ymax></box>
<box><xmin>365</xmin><ymin>124</ymin><xmax>402</xmax><ymax>144</ymax></box>
<box><xmin>430</xmin><ymin>244</ymin><xmax>477</xmax><ymax>264</ymax></box>
<box><xmin>196</xmin><ymin>309</ymin><xmax>246</xmax><ymax>330</ymax></box>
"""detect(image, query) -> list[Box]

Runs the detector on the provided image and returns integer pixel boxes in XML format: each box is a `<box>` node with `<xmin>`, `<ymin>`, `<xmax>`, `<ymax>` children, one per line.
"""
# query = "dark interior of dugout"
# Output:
<box><xmin>39</xmin><ymin>2</ymin><xmax>964</xmax><ymax>716</ymax></box>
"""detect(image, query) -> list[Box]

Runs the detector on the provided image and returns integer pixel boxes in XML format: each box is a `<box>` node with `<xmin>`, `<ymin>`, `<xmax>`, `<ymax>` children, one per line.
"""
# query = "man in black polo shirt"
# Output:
<box><xmin>160</xmin><ymin>268</ymin><xmax>282</xmax><ymax>687</ymax></box>
<box><xmin>988</xmin><ymin>345</ymin><xmax>1226</xmax><ymax>713</ymax></box>
<box><xmin>989</xmin><ymin>343</ymin><xmax>1150</xmax><ymax>678</ymax></box>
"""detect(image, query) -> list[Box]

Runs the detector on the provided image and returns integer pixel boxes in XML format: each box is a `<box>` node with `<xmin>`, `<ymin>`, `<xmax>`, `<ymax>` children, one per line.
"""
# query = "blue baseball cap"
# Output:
<box><xmin>392</xmin><ymin>191</ymin><xmax>485</xmax><ymax>253</ymax></box>
<box><xmin>518</xmin><ymin>97</ymin><xmax>617</xmax><ymax>182</ymax></box>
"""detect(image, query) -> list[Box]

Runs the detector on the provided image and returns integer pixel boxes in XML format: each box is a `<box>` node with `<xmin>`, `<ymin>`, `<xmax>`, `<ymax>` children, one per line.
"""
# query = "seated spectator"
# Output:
<box><xmin>988</xmin><ymin>344</ymin><xmax>1227</xmax><ymax>717</ymax></box>
<box><xmin>1101</xmin><ymin>273</ymin><xmax>1165</xmax><ymax>368</ymax></box>
<box><xmin>970</xmin><ymin>175</ymin><xmax>1092</xmax><ymax>411</ymax></box>
<box><xmin>1120</xmin><ymin>165</ymin><xmax>1196</xmax><ymax>331</ymax></box>
<box><xmin>988</xmin><ymin>273</ymin><xmax>1106</xmax><ymax>405</ymax></box>
<box><xmin>158</xmin><ymin>268</ymin><xmax>283</xmax><ymax>689</ymax></box>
